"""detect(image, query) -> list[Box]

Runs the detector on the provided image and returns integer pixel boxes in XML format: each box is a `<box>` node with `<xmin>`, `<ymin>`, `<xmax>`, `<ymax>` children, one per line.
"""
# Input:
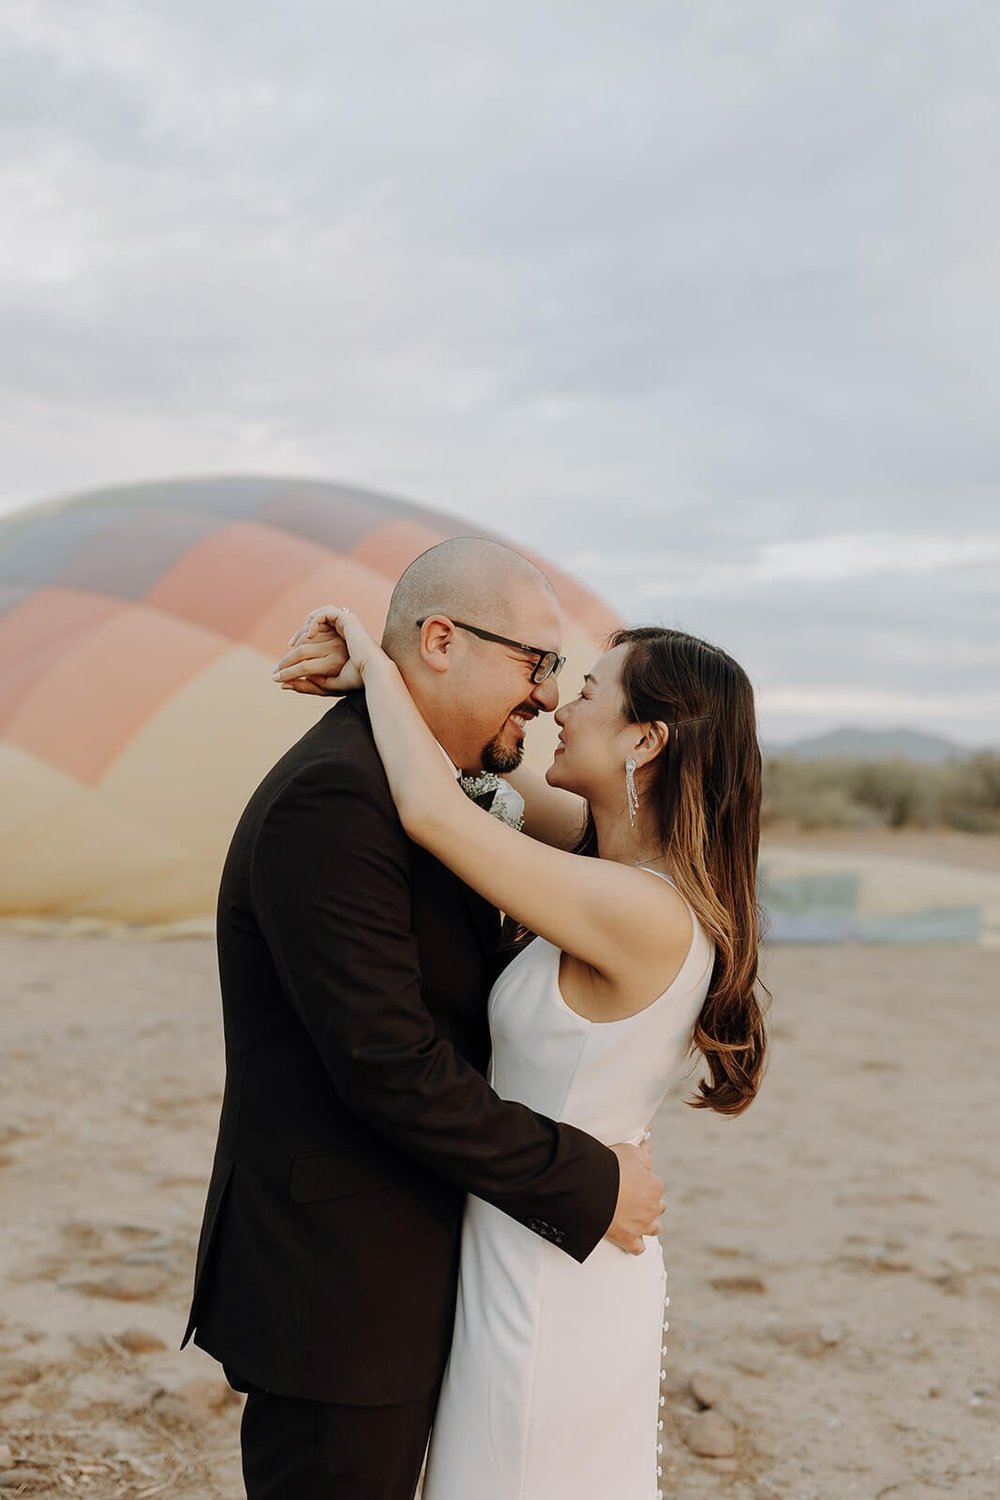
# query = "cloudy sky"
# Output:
<box><xmin>2</xmin><ymin>0</ymin><xmax>998</xmax><ymax>744</ymax></box>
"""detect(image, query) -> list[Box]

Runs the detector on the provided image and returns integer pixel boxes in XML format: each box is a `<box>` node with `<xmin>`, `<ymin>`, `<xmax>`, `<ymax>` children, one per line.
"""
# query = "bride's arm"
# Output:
<box><xmin>503</xmin><ymin>766</ymin><xmax>587</xmax><ymax>851</ymax></box>
<box><xmin>289</xmin><ymin>611</ymin><xmax>686</xmax><ymax>979</ymax></box>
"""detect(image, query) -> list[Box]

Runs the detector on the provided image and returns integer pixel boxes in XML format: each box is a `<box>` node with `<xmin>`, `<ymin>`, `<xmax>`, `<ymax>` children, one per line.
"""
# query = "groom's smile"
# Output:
<box><xmin>480</xmin><ymin>701</ymin><xmax>540</xmax><ymax>774</ymax></box>
<box><xmin>507</xmin><ymin>706</ymin><xmax>537</xmax><ymax>740</ymax></box>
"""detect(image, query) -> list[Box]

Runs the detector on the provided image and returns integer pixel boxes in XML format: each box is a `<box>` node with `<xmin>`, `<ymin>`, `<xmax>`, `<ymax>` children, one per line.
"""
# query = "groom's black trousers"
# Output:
<box><xmin>226</xmin><ymin>1367</ymin><xmax>438</xmax><ymax>1500</ymax></box>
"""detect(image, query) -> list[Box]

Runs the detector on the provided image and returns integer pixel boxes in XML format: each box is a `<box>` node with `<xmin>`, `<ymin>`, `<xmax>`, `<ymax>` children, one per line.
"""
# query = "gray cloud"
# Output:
<box><xmin>1</xmin><ymin>0</ymin><xmax>998</xmax><ymax>740</ymax></box>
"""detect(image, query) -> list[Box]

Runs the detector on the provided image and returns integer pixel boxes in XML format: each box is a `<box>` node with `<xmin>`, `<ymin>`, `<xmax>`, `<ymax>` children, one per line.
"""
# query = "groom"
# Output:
<box><xmin>182</xmin><ymin>537</ymin><xmax>666</xmax><ymax>1500</ymax></box>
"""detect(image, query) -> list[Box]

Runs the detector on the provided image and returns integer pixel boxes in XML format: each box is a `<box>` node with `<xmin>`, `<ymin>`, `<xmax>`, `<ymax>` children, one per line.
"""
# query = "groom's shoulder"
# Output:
<box><xmin>258</xmin><ymin>692</ymin><xmax>391</xmax><ymax>806</ymax></box>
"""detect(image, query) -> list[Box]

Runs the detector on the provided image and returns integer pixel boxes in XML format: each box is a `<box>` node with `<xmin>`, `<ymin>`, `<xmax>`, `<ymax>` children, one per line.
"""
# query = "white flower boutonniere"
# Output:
<box><xmin>458</xmin><ymin>773</ymin><xmax>525</xmax><ymax>832</ymax></box>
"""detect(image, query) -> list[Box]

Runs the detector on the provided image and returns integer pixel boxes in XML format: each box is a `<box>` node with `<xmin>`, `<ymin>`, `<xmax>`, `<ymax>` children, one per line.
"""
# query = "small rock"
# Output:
<box><xmin>153</xmin><ymin>1375</ymin><xmax>239</xmax><ymax>1424</ymax></box>
<box><xmin>62</xmin><ymin>1221</ymin><xmax>103</xmax><ymax>1247</ymax></box>
<box><xmin>181</xmin><ymin>1374</ymin><xmax>240</xmax><ymax>1413</ymax></box>
<box><xmin>661</xmin><ymin>1369</ymin><xmax>689</xmax><ymax>1400</ymax></box>
<box><xmin>690</xmin><ymin>1371</ymin><xmax>731</xmax><ymax>1409</ymax></box>
<box><xmin>121</xmin><ymin>1250</ymin><xmax>173</xmax><ymax>1267</ymax></box>
<box><xmin>0</xmin><ymin>1471</ymin><xmax>49</xmax><ymax>1489</ymax></box>
<box><xmin>116</xmin><ymin>1327</ymin><xmax>167</xmax><ymax>1354</ymax></box>
<box><xmin>734</xmin><ymin>1354</ymin><xmax>768</xmax><ymax>1378</ymax></box>
<box><xmin>70</xmin><ymin>1332</ymin><xmax>114</xmax><ymax>1358</ymax></box>
<box><xmin>818</xmin><ymin>1323</ymin><xmax>842</xmax><ymax>1346</ymax></box>
<box><xmin>0</xmin><ymin>1360</ymin><xmax>41</xmax><ymax>1388</ymax></box>
<box><xmin>769</xmin><ymin>1324</ymin><xmax>832</xmax><ymax>1358</ymax></box>
<box><xmin>685</xmin><ymin>1408</ymin><xmax>737</xmax><ymax>1458</ymax></box>
<box><xmin>80</xmin><ymin>1267</ymin><xmax>168</xmax><ymax>1301</ymax></box>
<box><xmin>709</xmin><ymin>1274</ymin><xmax>767</xmax><ymax>1295</ymax></box>
<box><xmin>713</xmin><ymin>1403</ymin><xmax>743</xmax><ymax>1428</ymax></box>
<box><xmin>927</xmin><ymin>1385</ymin><xmax>942</xmax><ymax>1398</ymax></box>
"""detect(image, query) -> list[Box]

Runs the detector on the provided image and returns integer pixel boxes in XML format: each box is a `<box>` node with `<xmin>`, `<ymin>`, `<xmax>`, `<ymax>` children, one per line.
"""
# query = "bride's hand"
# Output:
<box><xmin>271</xmin><ymin>606</ymin><xmax>379</xmax><ymax>696</ymax></box>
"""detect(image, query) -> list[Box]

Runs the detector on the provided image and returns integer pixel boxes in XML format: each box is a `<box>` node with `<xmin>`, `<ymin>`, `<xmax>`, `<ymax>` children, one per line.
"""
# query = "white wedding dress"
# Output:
<box><xmin>422</xmin><ymin>872</ymin><xmax>715</xmax><ymax>1500</ymax></box>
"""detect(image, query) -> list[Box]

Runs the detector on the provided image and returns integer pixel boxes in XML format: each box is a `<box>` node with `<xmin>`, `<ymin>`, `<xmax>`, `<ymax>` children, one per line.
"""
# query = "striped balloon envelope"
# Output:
<box><xmin>0</xmin><ymin>476</ymin><xmax>620</xmax><ymax>923</ymax></box>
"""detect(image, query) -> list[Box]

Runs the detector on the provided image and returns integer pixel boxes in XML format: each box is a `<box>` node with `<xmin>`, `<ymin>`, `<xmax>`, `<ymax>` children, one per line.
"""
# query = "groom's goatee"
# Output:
<box><xmin>481</xmin><ymin>736</ymin><xmax>525</xmax><ymax>774</ymax></box>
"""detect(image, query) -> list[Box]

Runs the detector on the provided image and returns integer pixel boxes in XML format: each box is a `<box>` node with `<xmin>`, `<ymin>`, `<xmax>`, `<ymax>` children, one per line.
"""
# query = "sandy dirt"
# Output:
<box><xmin>763</xmin><ymin>827</ymin><xmax>1000</xmax><ymax>877</ymax></box>
<box><xmin>1</xmin><ymin>923</ymin><xmax>998</xmax><ymax>1498</ymax></box>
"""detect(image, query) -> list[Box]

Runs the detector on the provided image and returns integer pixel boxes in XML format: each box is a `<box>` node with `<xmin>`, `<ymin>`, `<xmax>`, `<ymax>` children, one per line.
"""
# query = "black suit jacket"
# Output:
<box><xmin>182</xmin><ymin>694</ymin><xmax>619</xmax><ymax>1404</ymax></box>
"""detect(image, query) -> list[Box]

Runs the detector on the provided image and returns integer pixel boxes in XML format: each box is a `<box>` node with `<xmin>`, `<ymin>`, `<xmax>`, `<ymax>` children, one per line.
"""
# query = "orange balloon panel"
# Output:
<box><xmin>244</xmin><ymin>557</ymin><xmax>394</xmax><ymax>656</ymax></box>
<box><xmin>351</xmin><ymin>518</ymin><xmax>454</xmax><ymax>578</ymax></box>
<box><xmin>0</xmin><ymin>476</ymin><xmax>620</xmax><ymax>921</ymax></box>
<box><xmin>0</xmin><ymin>587</ymin><xmax>122</xmax><ymax>733</ymax></box>
<box><xmin>6</xmin><ymin>603</ymin><xmax>227</xmax><ymax>786</ymax></box>
<box><xmin>147</xmin><ymin>521</ymin><xmax>330</xmax><ymax>640</ymax></box>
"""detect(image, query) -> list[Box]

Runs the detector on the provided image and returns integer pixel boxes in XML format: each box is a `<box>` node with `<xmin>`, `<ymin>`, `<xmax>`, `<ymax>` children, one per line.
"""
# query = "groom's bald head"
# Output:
<box><xmin>381</xmin><ymin>537</ymin><xmax>556</xmax><ymax>661</ymax></box>
<box><xmin>380</xmin><ymin>537</ymin><xmax>563</xmax><ymax>772</ymax></box>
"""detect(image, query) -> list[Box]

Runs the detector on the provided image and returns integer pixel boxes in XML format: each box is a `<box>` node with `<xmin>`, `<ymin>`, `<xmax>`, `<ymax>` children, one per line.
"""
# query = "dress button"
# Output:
<box><xmin>657</xmin><ymin>1419</ymin><xmax>663</xmax><ymax>1431</ymax></box>
<box><xmin>656</xmin><ymin>1466</ymin><xmax>662</xmax><ymax>1477</ymax></box>
<box><xmin>663</xmin><ymin>1320</ymin><xmax>669</xmax><ymax>1332</ymax></box>
<box><xmin>657</xmin><ymin>1442</ymin><xmax>663</xmax><ymax>1455</ymax></box>
<box><xmin>664</xmin><ymin>1296</ymin><xmax>670</xmax><ymax>1306</ymax></box>
<box><xmin>661</xmin><ymin>1344</ymin><xmax>667</xmax><ymax>1355</ymax></box>
<box><xmin>659</xmin><ymin>1394</ymin><xmax>665</xmax><ymax>1407</ymax></box>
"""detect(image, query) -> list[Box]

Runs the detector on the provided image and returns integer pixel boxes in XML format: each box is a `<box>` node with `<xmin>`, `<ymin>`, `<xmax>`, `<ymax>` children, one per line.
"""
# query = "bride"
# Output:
<box><xmin>274</xmin><ymin>606</ymin><xmax>767</xmax><ymax>1500</ymax></box>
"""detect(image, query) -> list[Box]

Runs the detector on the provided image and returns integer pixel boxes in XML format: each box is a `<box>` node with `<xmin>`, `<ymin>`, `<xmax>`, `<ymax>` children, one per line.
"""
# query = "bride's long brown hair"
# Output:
<box><xmin>575</xmin><ymin>626</ymin><xmax>768</xmax><ymax>1116</ymax></box>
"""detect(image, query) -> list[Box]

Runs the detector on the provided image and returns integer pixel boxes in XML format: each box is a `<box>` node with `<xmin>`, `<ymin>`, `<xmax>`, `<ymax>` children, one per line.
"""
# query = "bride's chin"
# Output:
<box><xmin>545</xmin><ymin>758</ymin><xmax>574</xmax><ymax>792</ymax></box>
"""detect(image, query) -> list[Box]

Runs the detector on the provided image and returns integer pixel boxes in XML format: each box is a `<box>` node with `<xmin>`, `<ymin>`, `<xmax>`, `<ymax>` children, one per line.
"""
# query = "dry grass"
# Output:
<box><xmin>762</xmin><ymin>753</ymin><xmax>1000</xmax><ymax>832</ymax></box>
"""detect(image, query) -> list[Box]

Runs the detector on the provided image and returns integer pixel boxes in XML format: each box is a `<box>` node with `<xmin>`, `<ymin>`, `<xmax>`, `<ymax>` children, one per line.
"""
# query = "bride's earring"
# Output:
<box><xmin>625</xmin><ymin>758</ymin><xmax>639</xmax><ymax>828</ymax></box>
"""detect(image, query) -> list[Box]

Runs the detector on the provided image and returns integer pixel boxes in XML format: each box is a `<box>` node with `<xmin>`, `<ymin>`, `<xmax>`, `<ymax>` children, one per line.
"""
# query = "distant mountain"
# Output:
<box><xmin>765</xmin><ymin>727</ymin><xmax>976</xmax><ymax>764</ymax></box>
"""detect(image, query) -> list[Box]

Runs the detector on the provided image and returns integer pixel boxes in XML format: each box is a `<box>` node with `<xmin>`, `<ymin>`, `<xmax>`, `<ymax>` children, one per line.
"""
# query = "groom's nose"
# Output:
<box><xmin>529</xmin><ymin>672</ymin><xmax>560</xmax><ymax>714</ymax></box>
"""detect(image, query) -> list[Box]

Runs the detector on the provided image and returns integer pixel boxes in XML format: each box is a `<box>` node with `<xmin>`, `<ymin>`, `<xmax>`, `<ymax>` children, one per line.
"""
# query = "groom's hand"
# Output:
<box><xmin>605</xmin><ymin>1139</ymin><xmax>665</xmax><ymax>1255</ymax></box>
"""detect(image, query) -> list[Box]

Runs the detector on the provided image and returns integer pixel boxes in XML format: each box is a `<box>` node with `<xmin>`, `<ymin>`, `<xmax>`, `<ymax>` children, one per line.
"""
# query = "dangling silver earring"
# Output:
<box><xmin>625</xmin><ymin>758</ymin><xmax>639</xmax><ymax>828</ymax></box>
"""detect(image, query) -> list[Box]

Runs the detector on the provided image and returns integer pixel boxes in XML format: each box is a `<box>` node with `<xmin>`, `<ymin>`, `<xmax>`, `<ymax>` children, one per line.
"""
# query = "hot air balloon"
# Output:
<box><xmin>0</xmin><ymin>477</ymin><xmax>619</xmax><ymax>923</ymax></box>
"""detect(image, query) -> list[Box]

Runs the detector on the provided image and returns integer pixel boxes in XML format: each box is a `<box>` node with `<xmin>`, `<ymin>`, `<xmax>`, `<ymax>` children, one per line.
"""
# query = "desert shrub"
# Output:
<box><xmin>937</xmin><ymin>753</ymin><xmax>1000</xmax><ymax>832</ymax></box>
<box><xmin>762</xmin><ymin>752</ymin><xmax>1000</xmax><ymax>832</ymax></box>
<box><xmin>842</xmin><ymin>759</ymin><xmax>940</xmax><ymax>829</ymax></box>
<box><xmin>762</xmin><ymin>759</ymin><xmax>879</xmax><ymax>830</ymax></box>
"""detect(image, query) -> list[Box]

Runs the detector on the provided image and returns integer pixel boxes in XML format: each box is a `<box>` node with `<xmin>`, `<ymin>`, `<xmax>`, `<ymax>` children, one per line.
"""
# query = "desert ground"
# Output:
<box><xmin>2</xmin><ymin>832</ymin><xmax>999</xmax><ymax>1499</ymax></box>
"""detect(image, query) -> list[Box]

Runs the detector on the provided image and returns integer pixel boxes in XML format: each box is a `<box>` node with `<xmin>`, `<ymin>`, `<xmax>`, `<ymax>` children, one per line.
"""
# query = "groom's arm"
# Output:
<box><xmin>251</xmin><ymin>754</ymin><xmax>624</xmax><ymax>1264</ymax></box>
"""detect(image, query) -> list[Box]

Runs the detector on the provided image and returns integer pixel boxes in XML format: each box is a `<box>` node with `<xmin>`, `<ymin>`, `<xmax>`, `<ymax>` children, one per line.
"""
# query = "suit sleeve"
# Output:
<box><xmin>250</xmin><ymin>754</ymin><xmax>620</xmax><ymax>1263</ymax></box>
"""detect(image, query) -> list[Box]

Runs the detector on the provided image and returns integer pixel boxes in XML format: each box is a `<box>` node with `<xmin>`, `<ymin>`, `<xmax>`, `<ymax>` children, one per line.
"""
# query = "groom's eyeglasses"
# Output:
<box><xmin>416</xmin><ymin>618</ymin><xmax>566</xmax><ymax>685</ymax></box>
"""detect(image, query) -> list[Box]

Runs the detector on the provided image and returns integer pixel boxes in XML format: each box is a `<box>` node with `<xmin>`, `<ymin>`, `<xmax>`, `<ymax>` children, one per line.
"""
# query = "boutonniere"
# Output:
<box><xmin>458</xmin><ymin>773</ymin><xmax>525</xmax><ymax>832</ymax></box>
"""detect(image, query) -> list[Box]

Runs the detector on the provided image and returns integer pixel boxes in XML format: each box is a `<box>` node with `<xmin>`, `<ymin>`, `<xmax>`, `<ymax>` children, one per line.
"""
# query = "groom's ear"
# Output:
<box><xmin>418</xmin><ymin>615</ymin><xmax>456</xmax><ymax>675</ymax></box>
